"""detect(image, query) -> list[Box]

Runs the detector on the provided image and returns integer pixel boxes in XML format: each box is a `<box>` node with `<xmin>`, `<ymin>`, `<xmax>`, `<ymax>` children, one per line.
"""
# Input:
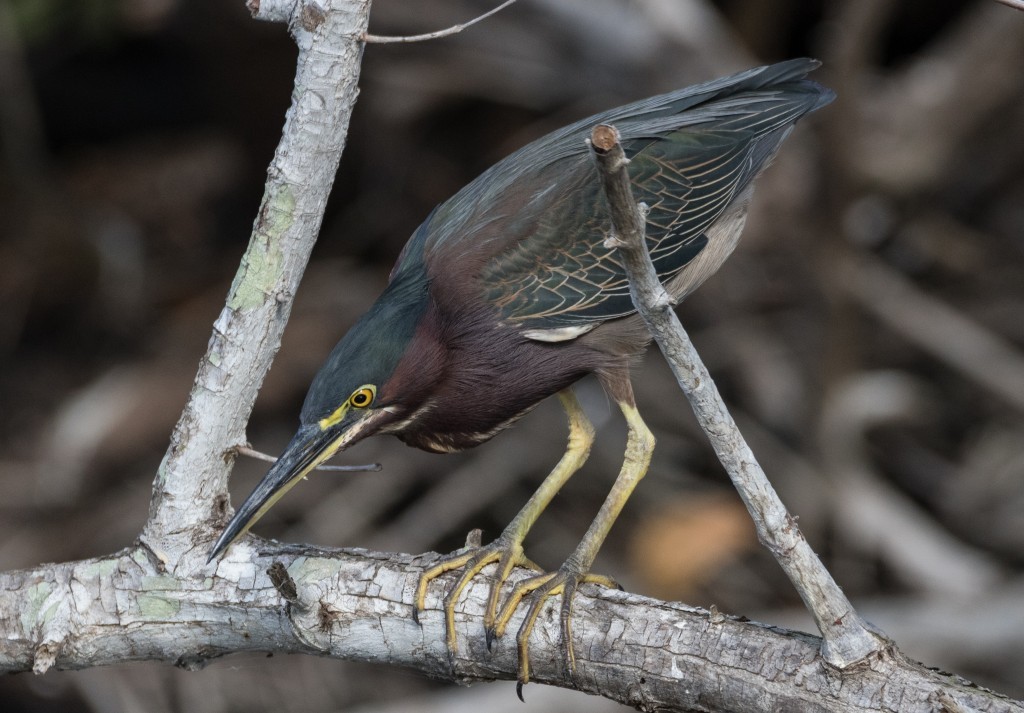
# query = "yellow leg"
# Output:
<box><xmin>494</xmin><ymin>397</ymin><xmax>655</xmax><ymax>688</ymax></box>
<box><xmin>413</xmin><ymin>389</ymin><xmax>595</xmax><ymax>654</ymax></box>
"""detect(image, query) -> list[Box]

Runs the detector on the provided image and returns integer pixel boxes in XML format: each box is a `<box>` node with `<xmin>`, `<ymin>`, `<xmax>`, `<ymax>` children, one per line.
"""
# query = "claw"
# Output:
<box><xmin>513</xmin><ymin>572</ymin><xmax>564</xmax><ymax>685</ymax></box>
<box><xmin>416</xmin><ymin>543</ymin><xmax>618</xmax><ymax>685</ymax></box>
<box><xmin>494</xmin><ymin>567</ymin><xmax>619</xmax><ymax>685</ymax></box>
<box><xmin>559</xmin><ymin>577</ymin><xmax>580</xmax><ymax>680</ymax></box>
<box><xmin>414</xmin><ymin>538</ymin><xmax>540</xmax><ymax>658</ymax></box>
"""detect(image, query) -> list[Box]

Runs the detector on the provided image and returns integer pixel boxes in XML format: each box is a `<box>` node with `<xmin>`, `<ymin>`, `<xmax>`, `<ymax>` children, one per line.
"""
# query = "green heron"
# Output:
<box><xmin>210</xmin><ymin>58</ymin><xmax>833</xmax><ymax>684</ymax></box>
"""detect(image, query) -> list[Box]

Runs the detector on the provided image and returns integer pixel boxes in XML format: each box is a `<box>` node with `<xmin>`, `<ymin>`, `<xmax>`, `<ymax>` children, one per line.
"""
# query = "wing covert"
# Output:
<box><xmin>402</xmin><ymin>60</ymin><xmax>834</xmax><ymax>335</ymax></box>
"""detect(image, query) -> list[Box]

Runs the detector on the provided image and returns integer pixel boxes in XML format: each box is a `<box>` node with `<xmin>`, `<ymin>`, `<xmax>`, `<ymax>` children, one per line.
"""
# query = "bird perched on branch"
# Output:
<box><xmin>210</xmin><ymin>58</ymin><xmax>834</xmax><ymax>686</ymax></box>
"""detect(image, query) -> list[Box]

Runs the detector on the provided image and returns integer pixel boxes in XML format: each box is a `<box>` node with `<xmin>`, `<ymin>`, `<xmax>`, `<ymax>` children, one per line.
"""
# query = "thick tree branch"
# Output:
<box><xmin>3</xmin><ymin>543</ymin><xmax>1018</xmax><ymax>713</ymax></box>
<box><xmin>141</xmin><ymin>0</ymin><xmax>370</xmax><ymax>565</ymax></box>
<box><xmin>587</xmin><ymin>123</ymin><xmax>884</xmax><ymax>667</ymax></box>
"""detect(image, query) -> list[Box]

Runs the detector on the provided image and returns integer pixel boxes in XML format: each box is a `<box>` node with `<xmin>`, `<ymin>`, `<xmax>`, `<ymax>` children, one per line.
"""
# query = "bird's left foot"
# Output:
<box><xmin>491</xmin><ymin>564</ymin><xmax>620</xmax><ymax>689</ymax></box>
<box><xmin>413</xmin><ymin>536</ymin><xmax>542</xmax><ymax>656</ymax></box>
<box><xmin>413</xmin><ymin>541</ymin><xmax>618</xmax><ymax>688</ymax></box>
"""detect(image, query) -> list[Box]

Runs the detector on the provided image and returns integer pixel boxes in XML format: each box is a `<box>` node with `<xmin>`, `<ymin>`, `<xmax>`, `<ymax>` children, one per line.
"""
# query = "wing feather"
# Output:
<box><xmin>398</xmin><ymin>59</ymin><xmax>834</xmax><ymax>333</ymax></box>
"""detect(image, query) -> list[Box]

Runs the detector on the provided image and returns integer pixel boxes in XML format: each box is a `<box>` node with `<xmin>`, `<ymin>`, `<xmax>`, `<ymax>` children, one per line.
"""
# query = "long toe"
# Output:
<box><xmin>494</xmin><ymin>566</ymin><xmax>620</xmax><ymax>686</ymax></box>
<box><xmin>415</xmin><ymin>538</ymin><xmax>541</xmax><ymax>657</ymax></box>
<box><xmin>514</xmin><ymin>573</ymin><xmax>568</xmax><ymax>686</ymax></box>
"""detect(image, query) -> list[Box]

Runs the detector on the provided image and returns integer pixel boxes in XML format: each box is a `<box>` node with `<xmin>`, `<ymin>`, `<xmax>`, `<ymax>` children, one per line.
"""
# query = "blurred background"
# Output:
<box><xmin>2</xmin><ymin>0</ymin><xmax>1023</xmax><ymax>710</ymax></box>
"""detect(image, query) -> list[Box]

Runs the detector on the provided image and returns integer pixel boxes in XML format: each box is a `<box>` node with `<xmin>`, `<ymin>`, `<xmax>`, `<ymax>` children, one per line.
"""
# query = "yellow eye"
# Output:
<box><xmin>349</xmin><ymin>386</ymin><xmax>375</xmax><ymax>409</ymax></box>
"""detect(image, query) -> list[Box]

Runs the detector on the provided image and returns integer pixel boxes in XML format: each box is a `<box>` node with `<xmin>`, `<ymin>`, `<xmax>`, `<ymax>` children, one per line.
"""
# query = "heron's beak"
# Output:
<box><xmin>208</xmin><ymin>409</ymin><xmax>384</xmax><ymax>562</ymax></box>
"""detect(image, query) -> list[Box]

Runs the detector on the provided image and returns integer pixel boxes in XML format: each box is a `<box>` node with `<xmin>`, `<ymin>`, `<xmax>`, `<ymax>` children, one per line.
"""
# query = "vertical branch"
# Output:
<box><xmin>588</xmin><ymin>123</ymin><xmax>885</xmax><ymax>667</ymax></box>
<box><xmin>141</xmin><ymin>0</ymin><xmax>372</xmax><ymax>564</ymax></box>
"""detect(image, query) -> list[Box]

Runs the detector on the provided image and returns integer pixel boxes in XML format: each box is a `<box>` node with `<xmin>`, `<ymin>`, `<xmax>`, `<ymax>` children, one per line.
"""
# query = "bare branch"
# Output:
<box><xmin>588</xmin><ymin>124</ymin><xmax>884</xmax><ymax>667</ymax></box>
<box><xmin>139</xmin><ymin>0</ymin><xmax>371</xmax><ymax>565</ymax></box>
<box><xmin>235</xmin><ymin>445</ymin><xmax>381</xmax><ymax>472</ymax></box>
<box><xmin>363</xmin><ymin>0</ymin><xmax>517</xmax><ymax>43</ymax></box>
<box><xmin>3</xmin><ymin>544</ymin><xmax>1017</xmax><ymax>713</ymax></box>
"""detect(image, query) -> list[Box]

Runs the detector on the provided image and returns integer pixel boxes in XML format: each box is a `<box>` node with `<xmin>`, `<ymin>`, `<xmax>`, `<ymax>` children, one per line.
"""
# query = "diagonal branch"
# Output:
<box><xmin>587</xmin><ymin>123</ymin><xmax>884</xmax><ymax>667</ymax></box>
<box><xmin>141</xmin><ymin>0</ymin><xmax>371</xmax><ymax>565</ymax></box>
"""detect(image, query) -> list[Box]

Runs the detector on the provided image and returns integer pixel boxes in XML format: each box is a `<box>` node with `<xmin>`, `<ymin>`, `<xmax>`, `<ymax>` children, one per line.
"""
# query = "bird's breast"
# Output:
<box><xmin>395</xmin><ymin>406</ymin><xmax>534</xmax><ymax>453</ymax></box>
<box><xmin>390</xmin><ymin>325</ymin><xmax>609</xmax><ymax>454</ymax></box>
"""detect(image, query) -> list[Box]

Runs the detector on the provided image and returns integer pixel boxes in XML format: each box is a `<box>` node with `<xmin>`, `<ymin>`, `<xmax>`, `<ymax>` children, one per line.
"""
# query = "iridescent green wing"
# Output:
<box><xmin>402</xmin><ymin>60</ymin><xmax>833</xmax><ymax>332</ymax></box>
<box><xmin>475</xmin><ymin>137</ymin><xmax>733</xmax><ymax>328</ymax></box>
<box><xmin>477</xmin><ymin>99</ymin><xmax>817</xmax><ymax>331</ymax></box>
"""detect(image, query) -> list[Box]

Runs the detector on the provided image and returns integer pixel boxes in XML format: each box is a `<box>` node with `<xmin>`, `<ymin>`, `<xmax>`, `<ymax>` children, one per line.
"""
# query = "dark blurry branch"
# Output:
<box><xmin>0</xmin><ymin>0</ymin><xmax>49</xmax><ymax>183</ymax></box>
<box><xmin>820</xmin><ymin>372</ymin><xmax>1003</xmax><ymax>595</ymax></box>
<box><xmin>363</xmin><ymin>0</ymin><xmax>517</xmax><ymax>43</ymax></box>
<box><xmin>827</xmin><ymin>1</ymin><xmax>1024</xmax><ymax>193</ymax></box>
<box><xmin>2</xmin><ymin>544</ymin><xmax>1019</xmax><ymax>713</ymax></box>
<box><xmin>842</xmin><ymin>252</ymin><xmax>1024</xmax><ymax>413</ymax></box>
<box><xmin>588</xmin><ymin>123</ymin><xmax>884</xmax><ymax>668</ymax></box>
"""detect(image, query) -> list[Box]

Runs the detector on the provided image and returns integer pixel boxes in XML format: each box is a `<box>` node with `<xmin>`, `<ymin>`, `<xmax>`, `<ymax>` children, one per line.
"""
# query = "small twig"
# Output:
<box><xmin>362</xmin><ymin>0</ymin><xmax>518</xmax><ymax>43</ymax></box>
<box><xmin>993</xmin><ymin>0</ymin><xmax>1024</xmax><ymax>11</ymax></box>
<box><xmin>588</xmin><ymin>124</ymin><xmax>884</xmax><ymax>667</ymax></box>
<box><xmin>235</xmin><ymin>445</ymin><xmax>380</xmax><ymax>472</ymax></box>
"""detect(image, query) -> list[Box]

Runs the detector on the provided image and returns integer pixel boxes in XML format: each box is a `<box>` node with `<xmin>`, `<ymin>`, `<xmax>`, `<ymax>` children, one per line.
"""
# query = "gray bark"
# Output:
<box><xmin>141</xmin><ymin>0</ymin><xmax>370</xmax><ymax>560</ymax></box>
<box><xmin>2</xmin><ymin>544</ymin><xmax>1019</xmax><ymax>713</ymax></box>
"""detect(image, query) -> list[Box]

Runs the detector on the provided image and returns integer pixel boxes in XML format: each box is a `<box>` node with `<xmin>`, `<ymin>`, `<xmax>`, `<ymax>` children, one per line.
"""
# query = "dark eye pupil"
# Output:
<box><xmin>353</xmin><ymin>392</ymin><xmax>368</xmax><ymax>405</ymax></box>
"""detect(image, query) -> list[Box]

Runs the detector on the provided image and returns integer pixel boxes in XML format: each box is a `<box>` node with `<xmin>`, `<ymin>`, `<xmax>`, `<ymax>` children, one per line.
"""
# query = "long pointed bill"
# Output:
<box><xmin>208</xmin><ymin>410</ymin><xmax>385</xmax><ymax>562</ymax></box>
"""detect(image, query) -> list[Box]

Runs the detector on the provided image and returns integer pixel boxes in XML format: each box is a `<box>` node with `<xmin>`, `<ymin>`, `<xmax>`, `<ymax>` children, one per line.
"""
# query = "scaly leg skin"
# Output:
<box><xmin>493</xmin><ymin>394</ymin><xmax>655</xmax><ymax>693</ymax></box>
<box><xmin>413</xmin><ymin>389</ymin><xmax>595</xmax><ymax>656</ymax></box>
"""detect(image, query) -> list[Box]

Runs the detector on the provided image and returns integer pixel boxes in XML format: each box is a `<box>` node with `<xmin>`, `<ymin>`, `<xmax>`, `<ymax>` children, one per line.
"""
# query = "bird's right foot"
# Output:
<box><xmin>413</xmin><ymin>536</ymin><xmax>542</xmax><ymax>655</ymax></box>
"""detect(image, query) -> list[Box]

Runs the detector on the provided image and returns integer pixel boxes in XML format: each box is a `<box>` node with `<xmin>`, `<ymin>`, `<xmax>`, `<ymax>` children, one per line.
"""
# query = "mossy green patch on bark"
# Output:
<box><xmin>138</xmin><ymin>592</ymin><xmax>181</xmax><ymax>619</ymax></box>
<box><xmin>22</xmin><ymin>581</ymin><xmax>56</xmax><ymax>632</ymax></box>
<box><xmin>81</xmin><ymin>558</ymin><xmax>118</xmax><ymax>579</ymax></box>
<box><xmin>227</xmin><ymin>183</ymin><xmax>295</xmax><ymax>311</ymax></box>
